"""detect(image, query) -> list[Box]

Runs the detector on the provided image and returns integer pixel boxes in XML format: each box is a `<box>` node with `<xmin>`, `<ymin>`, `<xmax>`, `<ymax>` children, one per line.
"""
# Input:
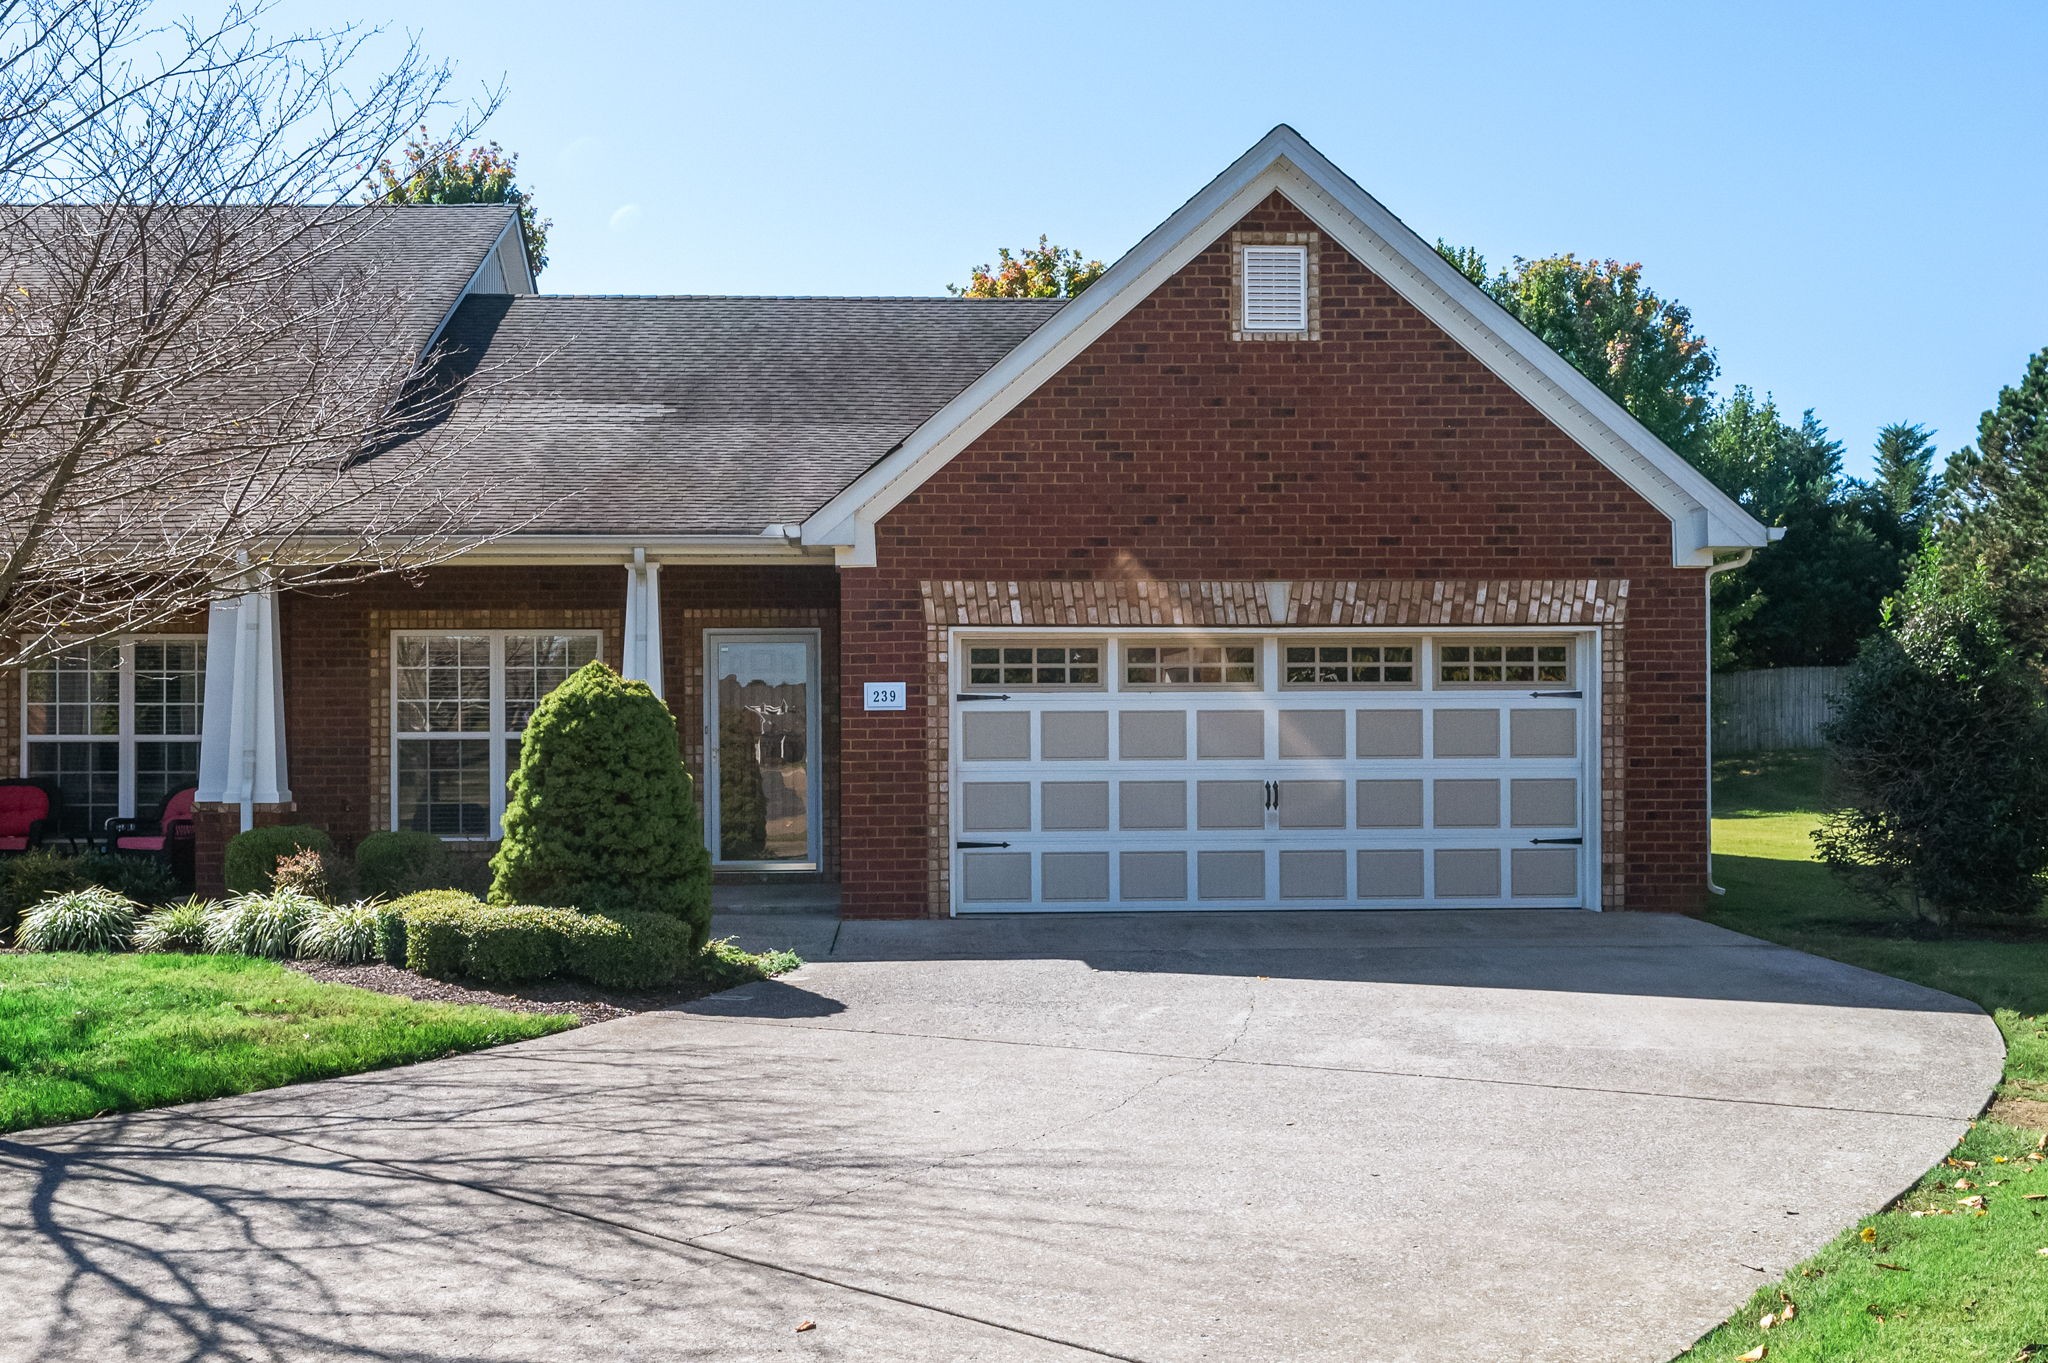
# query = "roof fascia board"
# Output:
<box><xmin>1267</xmin><ymin>138</ymin><xmax>1768</xmax><ymax>561</ymax></box>
<box><xmin>806</xmin><ymin>126</ymin><xmax>1770</xmax><ymax>569</ymax></box>
<box><xmin>292</xmin><ymin>532</ymin><xmax>827</xmax><ymax>567</ymax></box>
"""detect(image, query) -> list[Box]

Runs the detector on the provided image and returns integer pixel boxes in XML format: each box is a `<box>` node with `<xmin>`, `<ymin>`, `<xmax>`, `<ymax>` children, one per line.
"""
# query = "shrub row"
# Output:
<box><xmin>1</xmin><ymin>849</ymin><xmax>182</xmax><ymax>933</ymax></box>
<box><xmin>388</xmin><ymin>891</ymin><xmax>692</xmax><ymax>990</ymax></box>
<box><xmin>223</xmin><ymin>826</ymin><xmax>472</xmax><ymax>900</ymax></box>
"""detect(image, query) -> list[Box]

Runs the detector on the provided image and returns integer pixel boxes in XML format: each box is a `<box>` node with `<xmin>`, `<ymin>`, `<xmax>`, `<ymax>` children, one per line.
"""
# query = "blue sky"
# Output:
<box><xmin>295</xmin><ymin>0</ymin><xmax>2047</xmax><ymax>480</ymax></box>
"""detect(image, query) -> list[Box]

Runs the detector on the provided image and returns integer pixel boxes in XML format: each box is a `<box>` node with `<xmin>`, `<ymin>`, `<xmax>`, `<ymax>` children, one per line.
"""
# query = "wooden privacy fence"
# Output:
<box><xmin>1712</xmin><ymin>667</ymin><xmax>1847</xmax><ymax>754</ymax></box>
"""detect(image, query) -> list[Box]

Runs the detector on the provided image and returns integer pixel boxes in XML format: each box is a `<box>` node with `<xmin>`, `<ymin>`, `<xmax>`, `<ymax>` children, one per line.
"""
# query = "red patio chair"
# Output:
<box><xmin>0</xmin><ymin>779</ymin><xmax>56</xmax><ymax>854</ymax></box>
<box><xmin>105</xmin><ymin>785</ymin><xmax>197</xmax><ymax>866</ymax></box>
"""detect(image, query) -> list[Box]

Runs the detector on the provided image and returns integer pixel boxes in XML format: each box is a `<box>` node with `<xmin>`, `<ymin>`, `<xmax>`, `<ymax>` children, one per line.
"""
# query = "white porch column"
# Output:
<box><xmin>196</xmin><ymin>587</ymin><xmax>291</xmax><ymax>831</ymax></box>
<box><xmin>622</xmin><ymin>548</ymin><xmax>664</xmax><ymax>697</ymax></box>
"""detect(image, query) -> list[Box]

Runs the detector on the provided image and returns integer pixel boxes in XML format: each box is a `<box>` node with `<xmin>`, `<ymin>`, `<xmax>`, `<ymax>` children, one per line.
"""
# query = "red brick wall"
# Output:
<box><xmin>838</xmin><ymin>193</ymin><xmax>1709</xmax><ymax>917</ymax></box>
<box><xmin>194</xmin><ymin>564</ymin><xmax>840</xmax><ymax>879</ymax></box>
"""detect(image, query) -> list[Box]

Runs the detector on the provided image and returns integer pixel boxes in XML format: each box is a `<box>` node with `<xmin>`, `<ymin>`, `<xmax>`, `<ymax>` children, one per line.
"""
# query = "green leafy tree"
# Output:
<box><xmin>489</xmin><ymin>662</ymin><xmax>712</xmax><ymax>947</ymax></box>
<box><xmin>1696</xmin><ymin>400</ymin><xmax>1918</xmax><ymax>668</ymax></box>
<box><xmin>1817</xmin><ymin>551</ymin><xmax>2048</xmax><ymax>924</ymax></box>
<box><xmin>373</xmin><ymin>131</ymin><xmax>551</xmax><ymax>275</ymax></box>
<box><xmin>1434</xmin><ymin>244</ymin><xmax>1717</xmax><ymax>456</ymax></box>
<box><xmin>1940</xmin><ymin>347</ymin><xmax>2048</xmax><ymax>660</ymax></box>
<box><xmin>1871</xmin><ymin>422</ymin><xmax>1938</xmax><ymax>536</ymax></box>
<box><xmin>950</xmin><ymin>236</ymin><xmax>1105</xmax><ymax>298</ymax></box>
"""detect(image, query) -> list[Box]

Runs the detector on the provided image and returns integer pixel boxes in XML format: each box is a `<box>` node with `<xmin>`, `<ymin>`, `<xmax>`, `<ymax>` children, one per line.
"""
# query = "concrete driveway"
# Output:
<box><xmin>0</xmin><ymin>912</ymin><xmax>2004</xmax><ymax>1363</ymax></box>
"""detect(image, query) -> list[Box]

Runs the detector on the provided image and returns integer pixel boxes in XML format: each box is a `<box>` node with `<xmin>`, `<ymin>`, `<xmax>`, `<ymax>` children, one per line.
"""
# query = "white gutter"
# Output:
<box><xmin>1703</xmin><ymin>545</ymin><xmax>1761</xmax><ymax>894</ymax></box>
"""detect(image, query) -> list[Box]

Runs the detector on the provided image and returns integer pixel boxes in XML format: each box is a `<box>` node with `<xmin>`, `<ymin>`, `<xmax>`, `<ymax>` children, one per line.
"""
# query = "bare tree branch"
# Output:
<box><xmin>0</xmin><ymin>0</ymin><xmax>524</xmax><ymax>667</ymax></box>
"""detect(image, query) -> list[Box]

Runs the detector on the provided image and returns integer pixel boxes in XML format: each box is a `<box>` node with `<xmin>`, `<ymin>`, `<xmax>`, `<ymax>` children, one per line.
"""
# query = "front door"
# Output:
<box><xmin>705</xmin><ymin>630</ymin><xmax>820</xmax><ymax>869</ymax></box>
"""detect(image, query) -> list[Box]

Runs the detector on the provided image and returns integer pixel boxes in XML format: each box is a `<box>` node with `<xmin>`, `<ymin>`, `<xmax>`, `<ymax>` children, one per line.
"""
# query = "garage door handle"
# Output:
<box><xmin>1265</xmin><ymin>780</ymin><xmax>1277</xmax><ymax>809</ymax></box>
<box><xmin>956</xmin><ymin>840</ymin><xmax>1012</xmax><ymax>849</ymax></box>
<box><xmin>1529</xmin><ymin>690</ymin><xmax>1583</xmax><ymax>699</ymax></box>
<box><xmin>1528</xmin><ymin>836</ymin><xmax>1583</xmax><ymax>846</ymax></box>
<box><xmin>955</xmin><ymin>692</ymin><xmax>1012</xmax><ymax>702</ymax></box>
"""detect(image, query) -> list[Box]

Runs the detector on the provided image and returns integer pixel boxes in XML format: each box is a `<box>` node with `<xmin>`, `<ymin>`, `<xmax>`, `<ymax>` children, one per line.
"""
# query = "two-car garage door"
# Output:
<box><xmin>950</xmin><ymin>632</ymin><xmax>1595</xmax><ymax>912</ymax></box>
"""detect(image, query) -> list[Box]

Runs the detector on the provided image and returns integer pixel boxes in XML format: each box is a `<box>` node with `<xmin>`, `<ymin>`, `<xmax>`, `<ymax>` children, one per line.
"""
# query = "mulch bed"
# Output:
<box><xmin>284</xmin><ymin>960</ymin><xmax>744</xmax><ymax>1026</ymax></box>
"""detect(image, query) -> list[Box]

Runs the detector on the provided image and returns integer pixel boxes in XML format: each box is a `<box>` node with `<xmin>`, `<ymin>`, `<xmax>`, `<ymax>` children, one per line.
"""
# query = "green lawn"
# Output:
<box><xmin>0</xmin><ymin>953</ymin><xmax>572</xmax><ymax>1134</ymax></box>
<box><xmin>1676</xmin><ymin>751</ymin><xmax>2048</xmax><ymax>1362</ymax></box>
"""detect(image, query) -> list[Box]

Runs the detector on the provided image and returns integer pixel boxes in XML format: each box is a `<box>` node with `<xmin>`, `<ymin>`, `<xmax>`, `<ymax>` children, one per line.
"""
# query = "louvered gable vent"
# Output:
<box><xmin>1241</xmin><ymin>244</ymin><xmax>1309</xmax><ymax>331</ymax></box>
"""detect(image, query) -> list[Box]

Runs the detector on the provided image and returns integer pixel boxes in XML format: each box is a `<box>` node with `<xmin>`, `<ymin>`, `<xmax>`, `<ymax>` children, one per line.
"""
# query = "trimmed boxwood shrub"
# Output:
<box><xmin>564</xmin><ymin>910</ymin><xmax>693</xmax><ymax>990</ymax></box>
<box><xmin>382</xmin><ymin>890</ymin><xmax>478</xmax><ymax>968</ymax></box>
<box><xmin>463</xmin><ymin>905</ymin><xmax>588</xmax><ymax>985</ymax></box>
<box><xmin>397</xmin><ymin>892</ymin><xmax>485</xmax><ymax>978</ymax></box>
<box><xmin>488</xmin><ymin>662</ymin><xmax>712</xmax><ymax>948</ymax></box>
<box><xmin>355</xmin><ymin>830</ymin><xmax>454</xmax><ymax>899</ymax></box>
<box><xmin>224</xmin><ymin>825</ymin><xmax>334</xmax><ymax>894</ymax></box>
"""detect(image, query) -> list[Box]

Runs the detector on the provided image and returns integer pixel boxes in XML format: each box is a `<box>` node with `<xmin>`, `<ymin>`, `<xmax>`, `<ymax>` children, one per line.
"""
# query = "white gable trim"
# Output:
<box><xmin>801</xmin><ymin>126</ymin><xmax>1771</xmax><ymax>568</ymax></box>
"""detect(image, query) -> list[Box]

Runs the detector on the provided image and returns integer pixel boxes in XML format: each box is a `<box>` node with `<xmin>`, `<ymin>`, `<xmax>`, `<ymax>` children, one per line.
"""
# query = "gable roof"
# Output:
<box><xmin>800</xmin><ymin>125</ymin><xmax>1774</xmax><ymax>568</ymax></box>
<box><xmin>363</xmin><ymin>294</ymin><xmax>1065</xmax><ymax>536</ymax></box>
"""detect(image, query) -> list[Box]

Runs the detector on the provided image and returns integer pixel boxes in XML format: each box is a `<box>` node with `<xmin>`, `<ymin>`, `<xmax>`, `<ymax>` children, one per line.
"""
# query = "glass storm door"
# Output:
<box><xmin>706</xmin><ymin>631</ymin><xmax>819</xmax><ymax>868</ymax></box>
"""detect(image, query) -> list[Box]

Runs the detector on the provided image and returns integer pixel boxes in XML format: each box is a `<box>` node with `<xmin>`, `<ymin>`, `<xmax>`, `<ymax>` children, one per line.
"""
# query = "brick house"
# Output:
<box><xmin>12</xmin><ymin>127</ymin><xmax>1771</xmax><ymax>915</ymax></box>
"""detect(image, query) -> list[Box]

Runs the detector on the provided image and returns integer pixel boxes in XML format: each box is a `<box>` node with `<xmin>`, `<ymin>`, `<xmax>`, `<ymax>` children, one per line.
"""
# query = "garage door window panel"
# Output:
<box><xmin>966</xmin><ymin>641</ymin><xmax>1103</xmax><ymax>689</ymax></box>
<box><xmin>1436</xmin><ymin>639</ymin><xmax>1573</xmax><ymax>688</ymax></box>
<box><xmin>1124</xmin><ymin>642</ymin><xmax>1258</xmax><ymax>688</ymax></box>
<box><xmin>1282</xmin><ymin>641</ymin><xmax>1417</xmax><ymax>688</ymax></box>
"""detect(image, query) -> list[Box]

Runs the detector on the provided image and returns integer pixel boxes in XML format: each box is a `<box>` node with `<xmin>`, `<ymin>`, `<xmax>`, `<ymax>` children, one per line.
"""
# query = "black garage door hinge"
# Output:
<box><xmin>1528</xmin><ymin>690</ymin><xmax>1583</xmax><ymax>699</ymax></box>
<box><xmin>1528</xmin><ymin>836</ymin><xmax>1584</xmax><ymax>846</ymax></box>
<box><xmin>954</xmin><ymin>692</ymin><xmax>1012</xmax><ymax>703</ymax></box>
<box><xmin>955</xmin><ymin>840</ymin><xmax>1012</xmax><ymax>849</ymax></box>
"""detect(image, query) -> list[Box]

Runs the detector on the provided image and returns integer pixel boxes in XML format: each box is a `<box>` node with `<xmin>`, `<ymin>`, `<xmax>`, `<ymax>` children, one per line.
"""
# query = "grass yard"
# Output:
<box><xmin>1677</xmin><ymin>751</ymin><xmax>2048</xmax><ymax>1362</ymax></box>
<box><xmin>0</xmin><ymin>952</ymin><xmax>572</xmax><ymax>1134</ymax></box>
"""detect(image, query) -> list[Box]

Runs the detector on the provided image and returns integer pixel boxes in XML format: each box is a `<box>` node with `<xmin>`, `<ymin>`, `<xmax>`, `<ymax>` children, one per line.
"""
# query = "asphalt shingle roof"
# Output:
<box><xmin>383</xmin><ymin>293</ymin><xmax>1067</xmax><ymax>535</ymax></box>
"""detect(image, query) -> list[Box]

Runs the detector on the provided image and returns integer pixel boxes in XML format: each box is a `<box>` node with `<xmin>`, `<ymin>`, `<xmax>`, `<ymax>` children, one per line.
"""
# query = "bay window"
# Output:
<box><xmin>392</xmin><ymin>631</ymin><xmax>601</xmax><ymax>838</ymax></box>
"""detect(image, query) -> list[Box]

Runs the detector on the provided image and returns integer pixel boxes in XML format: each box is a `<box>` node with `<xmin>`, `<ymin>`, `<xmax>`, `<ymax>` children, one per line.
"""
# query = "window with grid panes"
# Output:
<box><xmin>1282</xmin><ymin>641</ymin><xmax>1417</xmax><ymax>688</ymax></box>
<box><xmin>965</xmin><ymin>642</ymin><xmax>1102</xmax><ymax>688</ymax></box>
<box><xmin>21</xmin><ymin>638</ymin><xmax>204</xmax><ymax>838</ymax></box>
<box><xmin>1123</xmin><ymin>641</ymin><xmax>1259</xmax><ymax>687</ymax></box>
<box><xmin>1435</xmin><ymin>639</ymin><xmax>1572</xmax><ymax>687</ymax></box>
<box><xmin>393</xmin><ymin>631</ymin><xmax>600</xmax><ymax>837</ymax></box>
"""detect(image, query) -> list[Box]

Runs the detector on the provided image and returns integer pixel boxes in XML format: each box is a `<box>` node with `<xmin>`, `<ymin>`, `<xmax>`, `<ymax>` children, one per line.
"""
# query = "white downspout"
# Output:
<box><xmin>1703</xmin><ymin>548</ymin><xmax>1755</xmax><ymax>894</ymax></box>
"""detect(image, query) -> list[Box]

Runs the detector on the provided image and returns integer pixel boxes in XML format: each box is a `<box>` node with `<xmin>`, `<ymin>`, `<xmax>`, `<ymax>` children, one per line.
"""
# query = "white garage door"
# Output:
<box><xmin>950</xmin><ymin>632</ymin><xmax>1595</xmax><ymax>912</ymax></box>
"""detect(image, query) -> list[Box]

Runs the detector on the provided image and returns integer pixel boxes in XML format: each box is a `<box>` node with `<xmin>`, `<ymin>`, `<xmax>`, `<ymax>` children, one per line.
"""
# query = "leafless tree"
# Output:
<box><xmin>0</xmin><ymin>0</ymin><xmax>516</xmax><ymax>666</ymax></box>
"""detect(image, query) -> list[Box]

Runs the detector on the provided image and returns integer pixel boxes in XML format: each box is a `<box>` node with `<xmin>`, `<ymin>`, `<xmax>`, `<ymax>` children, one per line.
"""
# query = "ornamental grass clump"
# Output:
<box><xmin>488</xmin><ymin>661</ymin><xmax>712</xmax><ymax>948</ymax></box>
<box><xmin>15</xmin><ymin>886</ymin><xmax>138</xmax><ymax>952</ymax></box>
<box><xmin>204</xmin><ymin>888</ymin><xmax>321</xmax><ymax>958</ymax></box>
<box><xmin>133</xmin><ymin>897</ymin><xmax>219</xmax><ymax>953</ymax></box>
<box><xmin>295</xmin><ymin>899</ymin><xmax>383</xmax><ymax>964</ymax></box>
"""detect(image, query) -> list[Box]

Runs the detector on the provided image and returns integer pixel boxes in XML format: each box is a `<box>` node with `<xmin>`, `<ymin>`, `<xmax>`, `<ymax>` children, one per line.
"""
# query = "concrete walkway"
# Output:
<box><xmin>0</xmin><ymin>912</ymin><xmax>2005</xmax><ymax>1362</ymax></box>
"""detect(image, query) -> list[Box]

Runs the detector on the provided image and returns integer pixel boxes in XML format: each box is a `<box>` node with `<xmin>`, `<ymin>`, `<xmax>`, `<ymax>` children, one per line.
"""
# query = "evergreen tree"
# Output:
<box><xmin>489</xmin><ymin>662</ymin><xmax>712</xmax><ymax>947</ymax></box>
<box><xmin>1941</xmin><ymin>347</ymin><xmax>2048</xmax><ymax>660</ymax></box>
<box><xmin>1871</xmin><ymin>422</ymin><xmax>1938</xmax><ymax>536</ymax></box>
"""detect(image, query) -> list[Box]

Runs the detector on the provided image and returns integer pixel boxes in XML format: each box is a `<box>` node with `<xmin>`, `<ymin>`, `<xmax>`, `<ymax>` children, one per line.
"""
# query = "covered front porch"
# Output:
<box><xmin>182</xmin><ymin>555</ymin><xmax>841</xmax><ymax>895</ymax></box>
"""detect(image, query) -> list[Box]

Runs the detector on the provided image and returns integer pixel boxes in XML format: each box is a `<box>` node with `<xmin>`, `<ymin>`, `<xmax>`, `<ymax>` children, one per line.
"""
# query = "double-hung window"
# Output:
<box><xmin>22</xmin><ymin>637</ymin><xmax>206</xmax><ymax>838</ymax></box>
<box><xmin>392</xmin><ymin>631</ymin><xmax>601</xmax><ymax>838</ymax></box>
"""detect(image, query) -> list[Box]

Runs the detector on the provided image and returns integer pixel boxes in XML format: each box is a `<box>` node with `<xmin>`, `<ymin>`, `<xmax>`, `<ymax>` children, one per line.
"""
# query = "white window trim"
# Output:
<box><xmin>389</xmin><ymin>629</ymin><xmax>603</xmax><ymax>841</ymax></box>
<box><xmin>20</xmin><ymin>635</ymin><xmax>208</xmax><ymax>829</ymax></box>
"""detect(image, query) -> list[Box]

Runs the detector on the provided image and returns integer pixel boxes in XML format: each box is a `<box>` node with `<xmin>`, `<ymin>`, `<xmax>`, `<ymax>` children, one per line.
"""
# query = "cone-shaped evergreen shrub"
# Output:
<box><xmin>488</xmin><ymin>661</ymin><xmax>712</xmax><ymax>946</ymax></box>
